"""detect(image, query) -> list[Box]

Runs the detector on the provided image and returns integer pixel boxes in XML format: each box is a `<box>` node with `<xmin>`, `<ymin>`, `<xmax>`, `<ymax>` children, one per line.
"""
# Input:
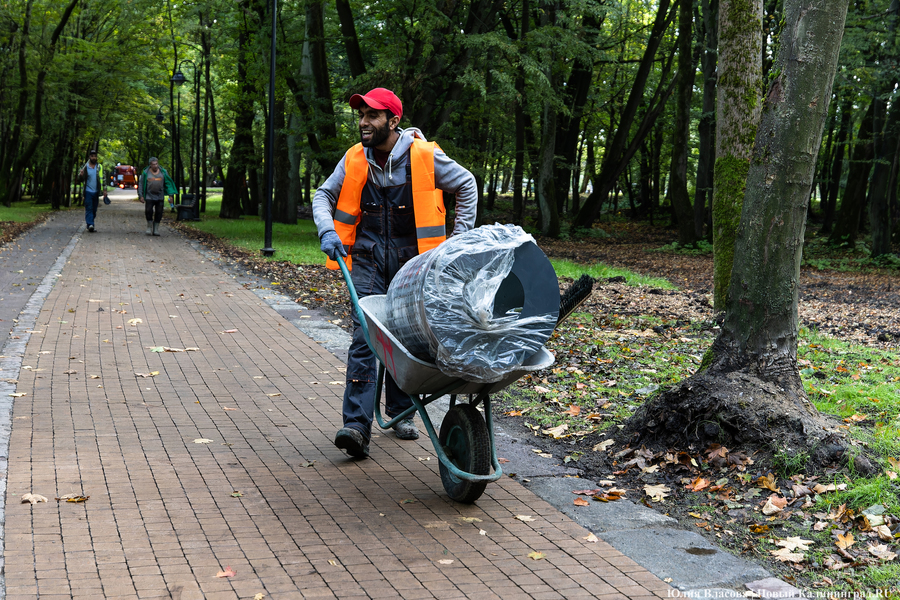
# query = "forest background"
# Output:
<box><xmin>1</xmin><ymin>0</ymin><xmax>898</xmax><ymax>263</ymax></box>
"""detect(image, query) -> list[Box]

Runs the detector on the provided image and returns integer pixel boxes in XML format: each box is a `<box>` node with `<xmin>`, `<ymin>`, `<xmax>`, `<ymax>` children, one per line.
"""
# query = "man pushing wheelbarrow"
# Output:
<box><xmin>313</xmin><ymin>88</ymin><xmax>478</xmax><ymax>459</ymax></box>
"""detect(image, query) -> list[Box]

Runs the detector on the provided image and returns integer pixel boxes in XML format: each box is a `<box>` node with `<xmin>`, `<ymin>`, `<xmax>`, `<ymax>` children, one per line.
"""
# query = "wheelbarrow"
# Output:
<box><xmin>336</xmin><ymin>258</ymin><xmax>555</xmax><ymax>503</ymax></box>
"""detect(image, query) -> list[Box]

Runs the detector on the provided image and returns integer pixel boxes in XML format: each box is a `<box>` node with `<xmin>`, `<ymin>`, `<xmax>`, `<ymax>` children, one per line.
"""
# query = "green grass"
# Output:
<box><xmin>189</xmin><ymin>196</ymin><xmax>672</xmax><ymax>288</ymax></box>
<box><xmin>551</xmin><ymin>259</ymin><xmax>675</xmax><ymax>288</ymax></box>
<box><xmin>188</xmin><ymin>196</ymin><xmax>322</xmax><ymax>264</ymax></box>
<box><xmin>0</xmin><ymin>198</ymin><xmax>62</xmax><ymax>223</ymax></box>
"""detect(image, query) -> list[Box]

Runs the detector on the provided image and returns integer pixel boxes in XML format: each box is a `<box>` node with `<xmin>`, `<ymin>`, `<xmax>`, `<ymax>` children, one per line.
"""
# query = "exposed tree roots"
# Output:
<box><xmin>623</xmin><ymin>368</ymin><xmax>876</xmax><ymax>474</ymax></box>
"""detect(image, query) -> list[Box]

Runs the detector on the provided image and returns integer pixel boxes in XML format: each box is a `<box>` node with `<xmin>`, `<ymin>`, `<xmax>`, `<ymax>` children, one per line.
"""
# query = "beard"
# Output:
<box><xmin>360</xmin><ymin>119</ymin><xmax>392</xmax><ymax>148</ymax></box>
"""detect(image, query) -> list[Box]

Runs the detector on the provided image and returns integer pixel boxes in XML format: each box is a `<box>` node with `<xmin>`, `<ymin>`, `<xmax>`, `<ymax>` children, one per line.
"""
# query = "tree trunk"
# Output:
<box><xmin>822</xmin><ymin>99</ymin><xmax>852</xmax><ymax>233</ymax></box>
<box><xmin>574</xmin><ymin>0</ymin><xmax>677</xmax><ymax>227</ymax></box>
<box><xmin>694</xmin><ymin>0</ymin><xmax>718</xmax><ymax>239</ymax></box>
<box><xmin>629</xmin><ymin>0</ymin><xmax>851</xmax><ymax>455</ymax></box>
<box><xmin>335</xmin><ymin>0</ymin><xmax>366</xmax><ymax>78</ymax></box>
<box><xmin>712</xmin><ymin>0</ymin><xmax>763</xmax><ymax>311</ymax></box>
<box><xmin>511</xmin><ymin>0</ymin><xmax>530</xmax><ymax>226</ymax></box>
<box><xmin>221</xmin><ymin>2</ymin><xmax>257</xmax><ymax>219</ymax></box>
<box><xmin>273</xmin><ymin>97</ymin><xmax>295</xmax><ymax>224</ymax></box>
<box><xmin>552</xmin><ymin>12</ymin><xmax>600</xmax><ymax>214</ymax></box>
<box><xmin>3</xmin><ymin>0</ymin><xmax>79</xmax><ymax>206</ymax></box>
<box><xmin>668</xmin><ymin>0</ymin><xmax>699</xmax><ymax>246</ymax></box>
<box><xmin>830</xmin><ymin>101</ymin><xmax>877</xmax><ymax>246</ymax></box>
<box><xmin>869</xmin><ymin>100</ymin><xmax>900</xmax><ymax>257</ymax></box>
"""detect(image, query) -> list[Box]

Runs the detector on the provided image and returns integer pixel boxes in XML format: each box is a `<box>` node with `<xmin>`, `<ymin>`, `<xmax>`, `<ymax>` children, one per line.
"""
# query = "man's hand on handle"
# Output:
<box><xmin>320</xmin><ymin>231</ymin><xmax>347</xmax><ymax>261</ymax></box>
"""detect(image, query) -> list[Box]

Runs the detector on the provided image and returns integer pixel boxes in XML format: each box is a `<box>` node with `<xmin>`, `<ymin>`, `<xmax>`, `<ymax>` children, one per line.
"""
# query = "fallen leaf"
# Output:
<box><xmin>301</xmin><ymin>461</ymin><xmax>316</xmax><ymax>468</ymax></box>
<box><xmin>563</xmin><ymin>405</ymin><xmax>581</xmax><ymax>416</ymax></box>
<box><xmin>685</xmin><ymin>477</ymin><xmax>710</xmax><ymax>492</ymax></box>
<box><xmin>438</xmin><ymin>559</ymin><xmax>454</xmax><ymax>565</ymax></box>
<box><xmin>193</xmin><ymin>439</ymin><xmax>213</xmax><ymax>444</ymax></box>
<box><xmin>843</xmin><ymin>413</ymin><xmax>868</xmax><ymax>423</ymax></box>
<box><xmin>573</xmin><ymin>497</ymin><xmax>590</xmax><ymax>507</ymax></box>
<box><xmin>527</xmin><ymin>551</ymin><xmax>546</xmax><ymax>560</ymax></box>
<box><xmin>835</xmin><ymin>532</ymin><xmax>855</xmax><ymax>550</ymax></box>
<box><xmin>583</xmin><ymin>533</ymin><xmax>598</xmax><ymax>543</ymax></box>
<box><xmin>749</xmin><ymin>524</ymin><xmax>770</xmax><ymax>534</ymax></box>
<box><xmin>267</xmin><ymin>393</ymin><xmax>281</xmax><ymax>397</ymax></box>
<box><xmin>221</xmin><ymin>329</ymin><xmax>238</xmax><ymax>334</ymax></box>
<box><xmin>757</xmin><ymin>473</ymin><xmax>780</xmax><ymax>493</ymax></box>
<box><xmin>63</xmin><ymin>369</ymin><xmax>77</xmax><ymax>375</ymax></box>
<box><xmin>770</xmin><ymin>547</ymin><xmax>805</xmax><ymax>563</ymax></box>
<box><xmin>498</xmin><ymin>458</ymin><xmax>510</xmax><ymax>463</ymax></box>
<box><xmin>231</xmin><ymin>491</ymin><xmax>243</xmax><ymax>497</ymax></box>
<box><xmin>134</xmin><ymin>371</ymin><xmax>159</xmax><ymax>378</ymax></box>
<box><xmin>9</xmin><ymin>392</ymin><xmax>26</xmax><ymax>397</ymax></box>
<box><xmin>542</xmin><ymin>423</ymin><xmax>569</xmax><ymax>438</ymax></box>
<box><xmin>643</xmin><ymin>484</ymin><xmax>671</xmax><ymax>502</ymax></box>
<box><xmin>149</xmin><ymin>347</ymin><xmax>165</xmax><ymax>352</ymax></box>
<box><xmin>874</xmin><ymin>525</ymin><xmax>893</xmax><ymax>541</ymax></box>
<box><xmin>21</xmin><ymin>493</ymin><xmax>48</xmax><ymax>504</ymax></box>
<box><xmin>90</xmin><ymin>375</ymin><xmax>100</xmax><ymax>379</ymax></box>
<box><xmin>479</xmin><ymin>529</ymin><xmax>487</xmax><ymax>536</ymax></box>
<box><xmin>328</xmin><ymin>559</ymin><xmax>337</xmax><ymax>566</ymax></box>
<box><xmin>593</xmin><ymin>439</ymin><xmax>614</xmax><ymax>452</ymax></box>
<box><xmin>457</xmin><ymin>517</ymin><xmax>483</xmax><ymax>524</ymax></box>
<box><xmin>223</xmin><ymin>407</ymin><xmax>237</xmax><ymax>411</ymax></box>
<box><xmin>216</xmin><ymin>566</ymin><xmax>236</xmax><ymax>578</ymax></box>
<box><xmin>813</xmin><ymin>483</ymin><xmax>847</xmax><ymax>494</ymax></box>
<box><xmin>887</xmin><ymin>471</ymin><xmax>898</xmax><ymax>481</ymax></box>
<box><xmin>533</xmin><ymin>385</ymin><xmax>551</xmax><ymax>394</ymax></box>
<box><xmin>762</xmin><ymin>495</ymin><xmax>789</xmax><ymax>515</ymax></box>
<box><xmin>516</xmin><ymin>515</ymin><xmax>536</xmax><ymax>522</ymax></box>
<box><xmin>777</xmin><ymin>537</ymin><xmax>813</xmax><ymax>552</ymax></box>
<box><xmin>400</xmin><ymin>498</ymin><xmax>417</xmax><ymax>504</ymax></box>
<box><xmin>127</xmin><ymin>318</ymin><xmax>142</xmax><ymax>325</ymax></box>
<box><xmin>868</xmin><ymin>544</ymin><xmax>897</xmax><ymax>561</ymax></box>
<box><xmin>57</xmin><ymin>495</ymin><xmax>89</xmax><ymax>503</ymax></box>
<box><xmin>254</xmin><ymin>594</ymin><xmax>265</xmax><ymax>600</ymax></box>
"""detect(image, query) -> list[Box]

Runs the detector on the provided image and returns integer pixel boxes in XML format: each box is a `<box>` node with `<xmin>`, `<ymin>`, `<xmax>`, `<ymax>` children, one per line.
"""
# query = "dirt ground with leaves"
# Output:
<box><xmin>173</xmin><ymin>218</ymin><xmax>900</xmax><ymax>594</ymax></box>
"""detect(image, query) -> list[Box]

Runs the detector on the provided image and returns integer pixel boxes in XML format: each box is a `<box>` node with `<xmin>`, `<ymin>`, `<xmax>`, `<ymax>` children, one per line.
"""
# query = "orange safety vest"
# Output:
<box><xmin>326</xmin><ymin>138</ymin><xmax>447</xmax><ymax>270</ymax></box>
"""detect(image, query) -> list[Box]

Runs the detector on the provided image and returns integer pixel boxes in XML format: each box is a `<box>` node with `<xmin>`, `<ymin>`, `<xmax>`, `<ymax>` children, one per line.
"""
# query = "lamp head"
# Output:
<box><xmin>171</xmin><ymin>71</ymin><xmax>187</xmax><ymax>86</ymax></box>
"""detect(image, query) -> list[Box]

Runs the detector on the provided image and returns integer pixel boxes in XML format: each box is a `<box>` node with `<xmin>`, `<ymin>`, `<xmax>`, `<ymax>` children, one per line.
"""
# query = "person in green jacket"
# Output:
<box><xmin>138</xmin><ymin>157</ymin><xmax>177</xmax><ymax>236</ymax></box>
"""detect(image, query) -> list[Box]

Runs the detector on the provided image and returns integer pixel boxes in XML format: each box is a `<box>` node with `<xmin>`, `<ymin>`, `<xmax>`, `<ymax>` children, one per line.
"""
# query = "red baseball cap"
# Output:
<box><xmin>349</xmin><ymin>88</ymin><xmax>403</xmax><ymax>119</ymax></box>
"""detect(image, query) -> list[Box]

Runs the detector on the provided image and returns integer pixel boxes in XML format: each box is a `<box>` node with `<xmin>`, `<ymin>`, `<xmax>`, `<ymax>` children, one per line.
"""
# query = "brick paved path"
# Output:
<box><xmin>4</xmin><ymin>202</ymin><xmax>674</xmax><ymax>599</ymax></box>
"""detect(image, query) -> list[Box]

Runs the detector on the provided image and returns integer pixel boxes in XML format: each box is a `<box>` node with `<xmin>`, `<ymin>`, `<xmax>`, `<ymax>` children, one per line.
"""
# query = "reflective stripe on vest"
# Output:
<box><xmin>325</xmin><ymin>139</ymin><xmax>447</xmax><ymax>271</ymax></box>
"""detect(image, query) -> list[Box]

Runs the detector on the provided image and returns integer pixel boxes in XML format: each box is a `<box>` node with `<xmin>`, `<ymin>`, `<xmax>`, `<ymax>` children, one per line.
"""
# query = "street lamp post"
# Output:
<box><xmin>261</xmin><ymin>0</ymin><xmax>277</xmax><ymax>257</ymax></box>
<box><xmin>171</xmin><ymin>69</ymin><xmax>186</xmax><ymax>209</ymax></box>
<box><xmin>171</xmin><ymin>61</ymin><xmax>201</xmax><ymax>220</ymax></box>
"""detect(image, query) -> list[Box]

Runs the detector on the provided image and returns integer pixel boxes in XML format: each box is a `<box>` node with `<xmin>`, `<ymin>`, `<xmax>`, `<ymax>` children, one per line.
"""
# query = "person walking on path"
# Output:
<box><xmin>313</xmin><ymin>87</ymin><xmax>477</xmax><ymax>459</ymax></box>
<box><xmin>77</xmin><ymin>149</ymin><xmax>109</xmax><ymax>232</ymax></box>
<box><xmin>138</xmin><ymin>157</ymin><xmax>177</xmax><ymax>236</ymax></box>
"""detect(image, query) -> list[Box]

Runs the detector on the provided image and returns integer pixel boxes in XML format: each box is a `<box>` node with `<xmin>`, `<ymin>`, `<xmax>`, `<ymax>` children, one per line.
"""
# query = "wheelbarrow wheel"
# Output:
<box><xmin>439</xmin><ymin>403</ymin><xmax>490</xmax><ymax>503</ymax></box>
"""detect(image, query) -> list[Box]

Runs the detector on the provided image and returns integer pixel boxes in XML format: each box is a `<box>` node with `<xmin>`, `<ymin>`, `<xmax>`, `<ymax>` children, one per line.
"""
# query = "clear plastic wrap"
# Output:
<box><xmin>386</xmin><ymin>224</ymin><xmax>559</xmax><ymax>383</ymax></box>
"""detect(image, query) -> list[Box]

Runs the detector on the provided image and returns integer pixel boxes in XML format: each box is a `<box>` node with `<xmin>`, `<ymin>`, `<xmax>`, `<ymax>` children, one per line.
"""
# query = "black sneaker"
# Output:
<box><xmin>334</xmin><ymin>427</ymin><xmax>369</xmax><ymax>458</ymax></box>
<box><xmin>87</xmin><ymin>225</ymin><xmax>95</xmax><ymax>232</ymax></box>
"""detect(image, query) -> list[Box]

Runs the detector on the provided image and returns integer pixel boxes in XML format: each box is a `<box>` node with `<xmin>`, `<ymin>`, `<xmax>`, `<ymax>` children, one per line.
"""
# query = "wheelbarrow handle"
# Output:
<box><xmin>336</xmin><ymin>255</ymin><xmax>371</xmax><ymax>351</ymax></box>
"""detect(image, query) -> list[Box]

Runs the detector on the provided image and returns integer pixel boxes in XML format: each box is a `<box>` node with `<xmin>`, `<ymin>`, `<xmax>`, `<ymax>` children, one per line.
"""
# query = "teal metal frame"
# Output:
<box><xmin>337</xmin><ymin>257</ymin><xmax>503</xmax><ymax>484</ymax></box>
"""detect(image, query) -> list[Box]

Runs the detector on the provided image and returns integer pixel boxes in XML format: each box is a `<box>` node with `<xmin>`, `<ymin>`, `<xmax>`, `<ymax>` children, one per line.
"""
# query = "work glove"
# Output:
<box><xmin>320</xmin><ymin>230</ymin><xmax>347</xmax><ymax>261</ymax></box>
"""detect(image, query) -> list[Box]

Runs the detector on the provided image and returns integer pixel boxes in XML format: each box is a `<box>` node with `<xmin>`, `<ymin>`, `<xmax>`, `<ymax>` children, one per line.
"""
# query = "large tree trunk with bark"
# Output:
<box><xmin>273</xmin><ymin>97</ymin><xmax>296</xmax><ymax>224</ymax></box>
<box><xmin>712</xmin><ymin>0</ymin><xmax>763</xmax><ymax>311</ymax></box>
<box><xmin>627</xmin><ymin>0</ymin><xmax>852</xmax><ymax>460</ymax></box>
<box><xmin>574</xmin><ymin>0</ymin><xmax>677</xmax><ymax>227</ymax></box>
<box><xmin>335</xmin><ymin>0</ymin><xmax>366</xmax><ymax>79</ymax></box>
<box><xmin>822</xmin><ymin>100</ymin><xmax>852</xmax><ymax>234</ymax></box>
<box><xmin>829</xmin><ymin>101</ymin><xmax>877</xmax><ymax>246</ymax></box>
<box><xmin>694</xmin><ymin>0</ymin><xmax>718</xmax><ymax>239</ymax></box>
<box><xmin>221</xmin><ymin>2</ymin><xmax>257</xmax><ymax>219</ymax></box>
<box><xmin>668</xmin><ymin>0</ymin><xmax>698</xmax><ymax>246</ymax></box>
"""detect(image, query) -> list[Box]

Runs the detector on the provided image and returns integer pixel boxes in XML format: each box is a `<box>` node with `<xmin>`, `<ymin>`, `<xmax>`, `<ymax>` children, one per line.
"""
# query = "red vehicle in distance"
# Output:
<box><xmin>113</xmin><ymin>164</ymin><xmax>138</xmax><ymax>189</ymax></box>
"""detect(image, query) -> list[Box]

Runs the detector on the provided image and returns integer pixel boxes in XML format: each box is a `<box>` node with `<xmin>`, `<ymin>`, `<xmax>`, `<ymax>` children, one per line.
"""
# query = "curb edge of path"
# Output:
<box><xmin>0</xmin><ymin>224</ymin><xmax>84</xmax><ymax>599</ymax></box>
